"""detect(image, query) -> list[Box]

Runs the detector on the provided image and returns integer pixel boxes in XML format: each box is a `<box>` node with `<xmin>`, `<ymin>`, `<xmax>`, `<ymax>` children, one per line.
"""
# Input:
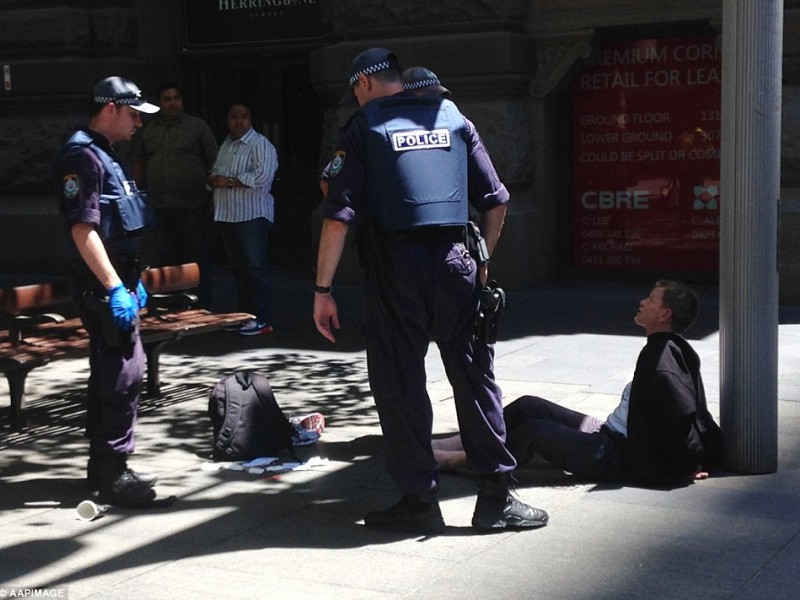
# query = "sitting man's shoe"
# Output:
<box><xmin>87</xmin><ymin>458</ymin><xmax>157</xmax><ymax>491</ymax></box>
<box><xmin>290</xmin><ymin>423</ymin><xmax>321</xmax><ymax>447</ymax></box>
<box><xmin>364</xmin><ymin>494</ymin><xmax>446</xmax><ymax>535</ymax></box>
<box><xmin>222</xmin><ymin>321</ymin><xmax>245</xmax><ymax>332</ymax></box>
<box><xmin>98</xmin><ymin>470</ymin><xmax>158</xmax><ymax>508</ymax></box>
<box><xmin>472</xmin><ymin>473</ymin><xmax>549</xmax><ymax>531</ymax></box>
<box><xmin>239</xmin><ymin>319</ymin><xmax>273</xmax><ymax>336</ymax></box>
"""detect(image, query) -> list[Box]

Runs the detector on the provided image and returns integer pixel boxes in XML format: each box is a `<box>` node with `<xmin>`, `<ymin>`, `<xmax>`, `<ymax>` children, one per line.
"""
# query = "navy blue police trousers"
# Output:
<box><xmin>364</xmin><ymin>236</ymin><xmax>516</xmax><ymax>496</ymax></box>
<box><xmin>82</xmin><ymin>306</ymin><xmax>145</xmax><ymax>459</ymax></box>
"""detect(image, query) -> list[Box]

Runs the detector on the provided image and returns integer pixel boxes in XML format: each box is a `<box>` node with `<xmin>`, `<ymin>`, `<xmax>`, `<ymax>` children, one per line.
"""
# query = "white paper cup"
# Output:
<box><xmin>76</xmin><ymin>499</ymin><xmax>109</xmax><ymax>522</ymax></box>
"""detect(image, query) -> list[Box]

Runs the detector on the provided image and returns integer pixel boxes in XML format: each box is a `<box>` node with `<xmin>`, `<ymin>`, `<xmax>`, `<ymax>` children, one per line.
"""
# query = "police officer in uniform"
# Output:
<box><xmin>55</xmin><ymin>77</ymin><xmax>167</xmax><ymax>508</ymax></box>
<box><xmin>314</xmin><ymin>49</ymin><xmax>549</xmax><ymax>533</ymax></box>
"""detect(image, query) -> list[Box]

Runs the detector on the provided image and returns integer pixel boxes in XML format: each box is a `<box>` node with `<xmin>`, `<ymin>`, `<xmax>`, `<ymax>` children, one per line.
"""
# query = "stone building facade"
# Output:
<box><xmin>1</xmin><ymin>0</ymin><xmax>799</xmax><ymax>300</ymax></box>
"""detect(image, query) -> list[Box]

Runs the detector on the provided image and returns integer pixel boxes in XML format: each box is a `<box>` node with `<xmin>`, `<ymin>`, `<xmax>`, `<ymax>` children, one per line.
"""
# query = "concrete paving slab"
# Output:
<box><xmin>2</xmin><ymin>273</ymin><xmax>800</xmax><ymax>598</ymax></box>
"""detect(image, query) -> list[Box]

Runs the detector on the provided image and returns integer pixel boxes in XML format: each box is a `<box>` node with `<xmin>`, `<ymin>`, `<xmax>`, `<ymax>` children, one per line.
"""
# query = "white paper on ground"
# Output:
<box><xmin>241</xmin><ymin>457</ymin><xmax>280</xmax><ymax>468</ymax></box>
<box><xmin>200</xmin><ymin>456</ymin><xmax>330</xmax><ymax>473</ymax></box>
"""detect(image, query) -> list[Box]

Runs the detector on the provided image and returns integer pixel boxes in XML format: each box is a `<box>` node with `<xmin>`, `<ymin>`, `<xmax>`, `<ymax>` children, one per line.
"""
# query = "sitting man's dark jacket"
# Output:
<box><xmin>617</xmin><ymin>331</ymin><xmax>723</xmax><ymax>483</ymax></box>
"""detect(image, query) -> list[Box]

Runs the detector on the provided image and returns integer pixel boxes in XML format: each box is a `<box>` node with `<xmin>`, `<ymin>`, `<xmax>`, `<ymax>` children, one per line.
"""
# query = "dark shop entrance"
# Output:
<box><xmin>182</xmin><ymin>54</ymin><xmax>327</xmax><ymax>270</ymax></box>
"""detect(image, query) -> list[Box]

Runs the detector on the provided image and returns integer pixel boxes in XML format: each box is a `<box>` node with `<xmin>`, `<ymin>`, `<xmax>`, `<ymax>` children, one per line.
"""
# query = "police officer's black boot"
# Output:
<box><xmin>87</xmin><ymin>455</ymin><xmax>158</xmax><ymax>491</ymax></box>
<box><xmin>471</xmin><ymin>472</ymin><xmax>549</xmax><ymax>531</ymax></box>
<box><xmin>363</xmin><ymin>492</ymin><xmax>446</xmax><ymax>535</ymax></box>
<box><xmin>94</xmin><ymin>454</ymin><xmax>157</xmax><ymax>508</ymax></box>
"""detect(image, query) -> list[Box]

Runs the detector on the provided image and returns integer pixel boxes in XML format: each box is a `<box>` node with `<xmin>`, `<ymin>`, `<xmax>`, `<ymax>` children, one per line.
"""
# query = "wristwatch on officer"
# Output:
<box><xmin>313</xmin><ymin>284</ymin><xmax>331</xmax><ymax>294</ymax></box>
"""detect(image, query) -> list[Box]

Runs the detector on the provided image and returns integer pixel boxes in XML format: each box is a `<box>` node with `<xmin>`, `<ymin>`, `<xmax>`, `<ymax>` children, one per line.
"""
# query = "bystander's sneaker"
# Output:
<box><xmin>239</xmin><ymin>320</ymin><xmax>273</xmax><ymax>336</ymax></box>
<box><xmin>471</xmin><ymin>473</ymin><xmax>549</xmax><ymax>531</ymax></box>
<box><xmin>222</xmin><ymin>321</ymin><xmax>245</xmax><ymax>332</ymax></box>
<box><xmin>363</xmin><ymin>494</ymin><xmax>446</xmax><ymax>535</ymax></box>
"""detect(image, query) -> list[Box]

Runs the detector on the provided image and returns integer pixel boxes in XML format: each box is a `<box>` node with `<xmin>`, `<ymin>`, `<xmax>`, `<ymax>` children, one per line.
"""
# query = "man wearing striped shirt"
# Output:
<box><xmin>207</xmin><ymin>103</ymin><xmax>278</xmax><ymax>335</ymax></box>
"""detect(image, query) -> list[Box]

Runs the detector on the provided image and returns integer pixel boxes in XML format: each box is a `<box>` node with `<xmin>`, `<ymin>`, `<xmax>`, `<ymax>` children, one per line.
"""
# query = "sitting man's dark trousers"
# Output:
<box><xmin>503</xmin><ymin>396</ymin><xmax>622</xmax><ymax>481</ymax></box>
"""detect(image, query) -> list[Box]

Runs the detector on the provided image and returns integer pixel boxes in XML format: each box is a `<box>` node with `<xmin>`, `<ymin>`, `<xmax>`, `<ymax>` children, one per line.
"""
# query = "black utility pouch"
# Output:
<box><xmin>83</xmin><ymin>293</ymin><xmax>138</xmax><ymax>347</ymax></box>
<box><xmin>466</xmin><ymin>221</ymin><xmax>490</xmax><ymax>265</ymax></box>
<box><xmin>475</xmin><ymin>280</ymin><xmax>506</xmax><ymax>344</ymax></box>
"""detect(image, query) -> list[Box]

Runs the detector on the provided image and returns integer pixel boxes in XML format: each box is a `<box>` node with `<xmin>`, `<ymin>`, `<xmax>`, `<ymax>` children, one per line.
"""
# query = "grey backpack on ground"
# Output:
<box><xmin>208</xmin><ymin>370</ymin><xmax>296</xmax><ymax>461</ymax></box>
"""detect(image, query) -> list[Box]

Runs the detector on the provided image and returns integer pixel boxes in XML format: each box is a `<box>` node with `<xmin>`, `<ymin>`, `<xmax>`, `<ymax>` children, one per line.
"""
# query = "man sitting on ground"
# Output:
<box><xmin>433</xmin><ymin>280</ymin><xmax>724</xmax><ymax>485</ymax></box>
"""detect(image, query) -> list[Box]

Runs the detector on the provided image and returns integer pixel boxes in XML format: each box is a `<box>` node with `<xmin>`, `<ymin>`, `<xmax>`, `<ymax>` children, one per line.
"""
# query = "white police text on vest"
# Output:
<box><xmin>391</xmin><ymin>129</ymin><xmax>451</xmax><ymax>152</ymax></box>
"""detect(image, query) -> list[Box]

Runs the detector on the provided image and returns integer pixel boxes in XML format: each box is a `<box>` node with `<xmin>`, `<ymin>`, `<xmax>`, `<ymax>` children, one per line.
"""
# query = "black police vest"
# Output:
<box><xmin>60</xmin><ymin>130</ymin><xmax>152</xmax><ymax>260</ymax></box>
<box><xmin>361</xmin><ymin>96</ymin><xmax>469</xmax><ymax>231</ymax></box>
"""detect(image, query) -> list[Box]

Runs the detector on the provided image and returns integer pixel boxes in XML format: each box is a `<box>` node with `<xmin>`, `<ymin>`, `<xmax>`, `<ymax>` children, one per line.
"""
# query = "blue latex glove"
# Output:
<box><xmin>136</xmin><ymin>279</ymin><xmax>148</xmax><ymax>310</ymax></box>
<box><xmin>108</xmin><ymin>283</ymin><xmax>137</xmax><ymax>330</ymax></box>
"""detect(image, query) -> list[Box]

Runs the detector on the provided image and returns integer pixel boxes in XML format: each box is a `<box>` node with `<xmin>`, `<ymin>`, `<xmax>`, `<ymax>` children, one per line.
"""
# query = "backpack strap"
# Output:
<box><xmin>249</xmin><ymin>371</ymin><xmax>275</xmax><ymax>404</ymax></box>
<box><xmin>214</xmin><ymin>374</ymin><xmax>247</xmax><ymax>454</ymax></box>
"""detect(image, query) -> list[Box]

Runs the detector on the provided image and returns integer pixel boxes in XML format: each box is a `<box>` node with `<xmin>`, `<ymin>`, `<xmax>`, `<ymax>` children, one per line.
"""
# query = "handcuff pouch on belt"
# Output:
<box><xmin>475</xmin><ymin>280</ymin><xmax>506</xmax><ymax>345</ymax></box>
<box><xmin>466</xmin><ymin>221</ymin><xmax>490</xmax><ymax>265</ymax></box>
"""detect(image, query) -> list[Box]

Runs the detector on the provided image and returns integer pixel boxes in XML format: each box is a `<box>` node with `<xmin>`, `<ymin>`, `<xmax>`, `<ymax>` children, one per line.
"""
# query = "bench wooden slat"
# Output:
<box><xmin>0</xmin><ymin>282</ymin><xmax>72</xmax><ymax>314</ymax></box>
<box><xmin>142</xmin><ymin>263</ymin><xmax>200</xmax><ymax>294</ymax></box>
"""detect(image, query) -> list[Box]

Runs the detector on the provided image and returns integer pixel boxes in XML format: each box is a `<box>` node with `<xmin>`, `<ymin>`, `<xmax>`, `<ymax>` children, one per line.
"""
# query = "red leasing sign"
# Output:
<box><xmin>572</xmin><ymin>36</ymin><xmax>721</xmax><ymax>273</ymax></box>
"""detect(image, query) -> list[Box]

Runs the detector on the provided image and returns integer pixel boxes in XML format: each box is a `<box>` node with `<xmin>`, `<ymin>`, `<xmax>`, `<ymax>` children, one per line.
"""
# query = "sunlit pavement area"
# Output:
<box><xmin>2</xmin><ymin>268</ymin><xmax>800</xmax><ymax>599</ymax></box>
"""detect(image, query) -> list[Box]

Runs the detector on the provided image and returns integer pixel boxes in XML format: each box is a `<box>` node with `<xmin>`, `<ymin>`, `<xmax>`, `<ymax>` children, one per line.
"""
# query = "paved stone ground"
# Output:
<box><xmin>1</xmin><ymin>269</ymin><xmax>800</xmax><ymax>599</ymax></box>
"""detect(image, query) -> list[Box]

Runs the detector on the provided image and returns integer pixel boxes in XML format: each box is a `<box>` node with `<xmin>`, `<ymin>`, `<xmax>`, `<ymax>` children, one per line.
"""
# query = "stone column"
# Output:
<box><xmin>719</xmin><ymin>0</ymin><xmax>783</xmax><ymax>473</ymax></box>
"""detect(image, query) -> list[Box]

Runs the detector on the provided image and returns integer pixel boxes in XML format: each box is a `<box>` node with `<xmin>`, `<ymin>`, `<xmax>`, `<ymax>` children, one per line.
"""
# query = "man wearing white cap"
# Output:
<box><xmin>314</xmin><ymin>49</ymin><xmax>548</xmax><ymax>534</ymax></box>
<box><xmin>54</xmin><ymin>76</ymin><xmax>169</xmax><ymax>508</ymax></box>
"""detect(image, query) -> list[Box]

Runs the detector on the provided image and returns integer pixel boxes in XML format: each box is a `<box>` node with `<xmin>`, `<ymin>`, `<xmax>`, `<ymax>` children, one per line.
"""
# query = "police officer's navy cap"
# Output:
<box><xmin>402</xmin><ymin>66</ymin><xmax>451</xmax><ymax>97</ymax></box>
<box><xmin>92</xmin><ymin>76</ymin><xmax>159</xmax><ymax>114</ymax></box>
<box><xmin>348</xmin><ymin>47</ymin><xmax>401</xmax><ymax>87</ymax></box>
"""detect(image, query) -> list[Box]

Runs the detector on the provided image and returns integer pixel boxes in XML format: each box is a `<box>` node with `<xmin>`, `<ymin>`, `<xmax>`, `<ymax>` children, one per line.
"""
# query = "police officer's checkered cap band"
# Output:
<box><xmin>405</xmin><ymin>78</ymin><xmax>441</xmax><ymax>90</ymax></box>
<box><xmin>94</xmin><ymin>93</ymin><xmax>143</xmax><ymax>106</ymax></box>
<box><xmin>349</xmin><ymin>61</ymin><xmax>392</xmax><ymax>87</ymax></box>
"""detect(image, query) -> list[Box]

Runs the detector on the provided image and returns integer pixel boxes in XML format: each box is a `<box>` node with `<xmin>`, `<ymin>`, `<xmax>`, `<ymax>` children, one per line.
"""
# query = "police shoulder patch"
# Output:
<box><xmin>329</xmin><ymin>151</ymin><xmax>346</xmax><ymax>177</ymax></box>
<box><xmin>63</xmin><ymin>174</ymin><xmax>79</xmax><ymax>199</ymax></box>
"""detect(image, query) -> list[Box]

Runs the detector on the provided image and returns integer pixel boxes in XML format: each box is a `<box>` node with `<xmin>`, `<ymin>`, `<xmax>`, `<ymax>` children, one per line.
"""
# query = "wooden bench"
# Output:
<box><xmin>0</xmin><ymin>263</ymin><xmax>252</xmax><ymax>429</ymax></box>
